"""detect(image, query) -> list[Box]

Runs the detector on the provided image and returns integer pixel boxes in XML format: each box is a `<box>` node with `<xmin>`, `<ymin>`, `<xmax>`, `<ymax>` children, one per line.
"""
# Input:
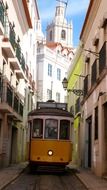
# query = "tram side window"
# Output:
<box><xmin>45</xmin><ymin>119</ymin><xmax>58</xmax><ymax>139</ymax></box>
<box><xmin>60</xmin><ymin>120</ymin><xmax>70</xmax><ymax>140</ymax></box>
<box><xmin>32</xmin><ymin>119</ymin><xmax>43</xmax><ymax>138</ymax></box>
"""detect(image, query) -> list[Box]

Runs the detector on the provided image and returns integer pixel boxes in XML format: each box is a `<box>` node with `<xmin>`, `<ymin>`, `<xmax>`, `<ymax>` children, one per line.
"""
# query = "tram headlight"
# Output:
<box><xmin>48</xmin><ymin>150</ymin><xmax>53</xmax><ymax>156</ymax></box>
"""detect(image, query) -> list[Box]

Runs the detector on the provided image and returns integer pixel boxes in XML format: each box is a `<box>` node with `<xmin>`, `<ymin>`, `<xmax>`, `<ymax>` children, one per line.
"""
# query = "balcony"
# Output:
<box><xmin>0</xmin><ymin>75</ymin><xmax>23</xmax><ymax>121</ymax></box>
<box><xmin>0</xmin><ymin>3</ymin><xmax>26</xmax><ymax>78</ymax></box>
<box><xmin>1</xmin><ymin>22</ymin><xmax>16</xmax><ymax>58</ymax></box>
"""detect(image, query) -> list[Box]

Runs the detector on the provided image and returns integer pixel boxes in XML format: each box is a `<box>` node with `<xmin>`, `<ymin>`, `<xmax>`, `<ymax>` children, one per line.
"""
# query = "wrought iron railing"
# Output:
<box><xmin>6</xmin><ymin>85</ymin><xmax>13</xmax><ymax>107</ymax></box>
<box><xmin>0</xmin><ymin>1</ymin><xmax>5</xmax><ymax>26</ymax></box>
<box><xmin>19</xmin><ymin>101</ymin><xmax>23</xmax><ymax>117</ymax></box>
<box><xmin>14</xmin><ymin>94</ymin><xmax>19</xmax><ymax>113</ymax></box>
<box><xmin>9</xmin><ymin>23</ymin><xmax>16</xmax><ymax>51</ymax></box>
<box><xmin>21</xmin><ymin>53</ymin><xmax>25</xmax><ymax>71</ymax></box>
<box><xmin>0</xmin><ymin>77</ymin><xmax>24</xmax><ymax>118</ymax></box>
<box><xmin>16</xmin><ymin>40</ymin><xmax>25</xmax><ymax>72</ymax></box>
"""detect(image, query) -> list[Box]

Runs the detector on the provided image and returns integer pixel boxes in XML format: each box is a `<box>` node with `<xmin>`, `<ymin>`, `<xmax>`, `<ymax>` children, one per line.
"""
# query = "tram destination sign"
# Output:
<box><xmin>37</xmin><ymin>101</ymin><xmax>67</xmax><ymax>110</ymax></box>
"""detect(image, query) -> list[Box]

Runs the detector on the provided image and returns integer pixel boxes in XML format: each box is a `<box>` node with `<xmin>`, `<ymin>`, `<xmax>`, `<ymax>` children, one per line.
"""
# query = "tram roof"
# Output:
<box><xmin>28</xmin><ymin>108</ymin><xmax>73</xmax><ymax>117</ymax></box>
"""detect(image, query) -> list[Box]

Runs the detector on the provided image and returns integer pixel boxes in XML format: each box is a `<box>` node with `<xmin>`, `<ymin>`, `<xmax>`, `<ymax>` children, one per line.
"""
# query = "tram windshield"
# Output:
<box><xmin>45</xmin><ymin>119</ymin><xmax>58</xmax><ymax>139</ymax></box>
<box><xmin>59</xmin><ymin>120</ymin><xmax>70</xmax><ymax>140</ymax></box>
<box><xmin>32</xmin><ymin>119</ymin><xmax>43</xmax><ymax>138</ymax></box>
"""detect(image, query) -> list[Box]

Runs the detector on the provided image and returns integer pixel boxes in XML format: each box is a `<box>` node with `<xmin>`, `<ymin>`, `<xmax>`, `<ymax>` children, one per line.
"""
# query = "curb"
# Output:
<box><xmin>0</xmin><ymin>164</ymin><xmax>28</xmax><ymax>190</ymax></box>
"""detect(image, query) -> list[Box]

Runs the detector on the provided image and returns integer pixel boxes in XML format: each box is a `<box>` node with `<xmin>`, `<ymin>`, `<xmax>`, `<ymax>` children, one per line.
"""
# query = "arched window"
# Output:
<box><xmin>50</xmin><ymin>30</ymin><xmax>52</xmax><ymax>41</ymax></box>
<box><xmin>61</xmin><ymin>30</ymin><xmax>66</xmax><ymax>40</ymax></box>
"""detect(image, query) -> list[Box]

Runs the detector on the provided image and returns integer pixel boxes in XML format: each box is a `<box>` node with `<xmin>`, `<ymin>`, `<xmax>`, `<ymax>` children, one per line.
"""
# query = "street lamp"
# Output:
<box><xmin>62</xmin><ymin>77</ymin><xmax>84</xmax><ymax>96</ymax></box>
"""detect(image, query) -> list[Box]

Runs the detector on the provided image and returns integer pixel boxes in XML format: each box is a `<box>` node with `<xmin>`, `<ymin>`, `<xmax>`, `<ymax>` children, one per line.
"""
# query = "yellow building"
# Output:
<box><xmin>63</xmin><ymin>45</ymin><xmax>84</xmax><ymax>166</ymax></box>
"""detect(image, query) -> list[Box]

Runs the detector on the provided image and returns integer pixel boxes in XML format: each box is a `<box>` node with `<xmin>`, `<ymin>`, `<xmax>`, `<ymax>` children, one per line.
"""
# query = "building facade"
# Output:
<box><xmin>80</xmin><ymin>0</ymin><xmax>107</xmax><ymax>176</ymax></box>
<box><xmin>36</xmin><ymin>1</ymin><xmax>75</xmax><ymax>103</ymax></box>
<box><xmin>0</xmin><ymin>0</ymin><xmax>39</xmax><ymax>168</ymax></box>
<box><xmin>66</xmin><ymin>44</ymin><xmax>84</xmax><ymax>166</ymax></box>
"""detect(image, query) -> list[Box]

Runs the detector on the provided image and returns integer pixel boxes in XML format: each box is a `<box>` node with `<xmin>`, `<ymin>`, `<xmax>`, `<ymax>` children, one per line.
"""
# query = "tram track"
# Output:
<box><xmin>3</xmin><ymin>167</ymin><xmax>88</xmax><ymax>190</ymax></box>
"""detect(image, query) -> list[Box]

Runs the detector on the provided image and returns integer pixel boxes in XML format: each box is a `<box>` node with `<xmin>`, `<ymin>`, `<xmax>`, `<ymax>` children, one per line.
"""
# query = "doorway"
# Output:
<box><xmin>10</xmin><ymin>126</ymin><xmax>17</xmax><ymax>164</ymax></box>
<box><xmin>85</xmin><ymin>116</ymin><xmax>92</xmax><ymax>168</ymax></box>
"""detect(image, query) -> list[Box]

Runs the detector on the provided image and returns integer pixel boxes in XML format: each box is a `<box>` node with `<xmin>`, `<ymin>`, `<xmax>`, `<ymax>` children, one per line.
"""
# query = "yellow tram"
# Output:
<box><xmin>28</xmin><ymin>101</ymin><xmax>73</xmax><ymax>171</ymax></box>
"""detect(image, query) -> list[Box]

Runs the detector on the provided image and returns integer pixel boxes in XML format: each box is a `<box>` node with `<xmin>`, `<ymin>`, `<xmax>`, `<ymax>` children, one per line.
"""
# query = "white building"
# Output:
<box><xmin>0</xmin><ymin>0</ymin><xmax>40</xmax><ymax>167</ymax></box>
<box><xmin>36</xmin><ymin>1</ymin><xmax>75</xmax><ymax>103</ymax></box>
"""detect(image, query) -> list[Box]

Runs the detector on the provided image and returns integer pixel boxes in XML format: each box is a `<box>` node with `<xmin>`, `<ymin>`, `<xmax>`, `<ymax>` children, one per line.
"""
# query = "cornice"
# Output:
<box><xmin>22</xmin><ymin>0</ymin><xmax>32</xmax><ymax>28</ymax></box>
<box><xmin>80</xmin><ymin>0</ymin><xmax>101</xmax><ymax>44</ymax></box>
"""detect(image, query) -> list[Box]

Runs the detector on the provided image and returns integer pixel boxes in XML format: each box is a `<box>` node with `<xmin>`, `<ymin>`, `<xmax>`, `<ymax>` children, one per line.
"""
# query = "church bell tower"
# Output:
<box><xmin>46</xmin><ymin>0</ymin><xmax>73</xmax><ymax>48</ymax></box>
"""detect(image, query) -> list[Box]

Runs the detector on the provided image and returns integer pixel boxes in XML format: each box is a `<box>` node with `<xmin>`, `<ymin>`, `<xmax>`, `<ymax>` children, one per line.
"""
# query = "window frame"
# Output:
<box><xmin>57</xmin><ymin>68</ymin><xmax>61</xmax><ymax>81</ymax></box>
<box><xmin>59</xmin><ymin>120</ymin><xmax>70</xmax><ymax>140</ymax></box>
<box><xmin>44</xmin><ymin>119</ymin><xmax>58</xmax><ymax>139</ymax></box>
<box><xmin>61</xmin><ymin>29</ymin><xmax>66</xmax><ymax>40</ymax></box>
<box><xmin>48</xmin><ymin>64</ymin><xmax>52</xmax><ymax>77</ymax></box>
<box><xmin>32</xmin><ymin>118</ymin><xmax>43</xmax><ymax>138</ymax></box>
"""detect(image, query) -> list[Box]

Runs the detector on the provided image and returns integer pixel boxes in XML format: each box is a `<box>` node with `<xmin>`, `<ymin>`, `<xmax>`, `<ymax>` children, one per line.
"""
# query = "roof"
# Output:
<box><xmin>46</xmin><ymin>42</ymin><xmax>74</xmax><ymax>53</ymax></box>
<box><xmin>80</xmin><ymin>0</ymin><xmax>94</xmax><ymax>39</ymax></box>
<box><xmin>22</xmin><ymin>0</ymin><xmax>32</xmax><ymax>28</ymax></box>
<box><xmin>28</xmin><ymin>108</ymin><xmax>74</xmax><ymax>117</ymax></box>
<box><xmin>46</xmin><ymin>42</ymin><xmax>63</xmax><ymax>48</ymax></box>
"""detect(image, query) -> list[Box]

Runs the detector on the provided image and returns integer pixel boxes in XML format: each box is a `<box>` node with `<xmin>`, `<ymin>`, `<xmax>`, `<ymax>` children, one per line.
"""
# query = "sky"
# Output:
<box><xmin>37</xmin><ymin>0</ymin><xmax>90</xmax><ymax>48</ymax></box>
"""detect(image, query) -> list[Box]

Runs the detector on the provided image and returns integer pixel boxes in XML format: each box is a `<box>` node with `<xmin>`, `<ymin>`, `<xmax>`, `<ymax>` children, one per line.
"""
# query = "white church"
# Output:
<box><xmin>36</xmin><ymin>1</ymin><xmax>75</xmax><ymax>103</ymax></box>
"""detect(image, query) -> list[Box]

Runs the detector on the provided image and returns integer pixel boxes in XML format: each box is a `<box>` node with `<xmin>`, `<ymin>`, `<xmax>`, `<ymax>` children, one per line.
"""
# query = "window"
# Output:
<box><xmin>48</xmin><ymin>64</ymin><xmax>52</xmax><ymax>76</ymax></box>
<box><xmin>56</xmin><ymin>92</ymin><xmax>60</xmax><ymax>102</ymax></box>
<box><xmin>95</xmin><ymin>107</ymin><xmax>98</xmax><ymax>140</ymax></box>
<box><xmin>16</xmin><ymin>81</ymin><xmax>19</xmax><ymax>90</ymax></box>
<box><xmin>3</xmin><ymin>60</ymin><xmax>6</xmax><ymax>74</ymax></box>
<box><xmin>47</xmin><ymin>89</ymin><xmax>52</xmax><ymax>100</ymax></box>
<box><xmin>28</xmin><ymin>93</ymin><xmax>30</xmax><ymax>111</ymax></box>
<box><xmin>45</xmin><ymin>119</ymin><xmax>58</xmax><ymax>139</ymax></box>
<box><xmin>60</xmin><ymin>120</ymin><xmax>70</xmax><ymax>140</ymax></box>
<box><xmin>0</xmin><ymin>119</ymin><xmax>2</xmax><ymax>139</ymax></box>
<box><xmin>57</xmin><ymin>50</ymin><xmax>60</xmax><ymax>54</ymax></box>
<box><xmin>30</xmin><ymin>34</ymin><xmax>32</xmax><ymax>47</ymax></box>
<box><xmin>25</xmin><ymin>52</ymin><xmax>28</xmax><ymax>65</ymax></box>
<box><xmin>0</xmin><ymin>75</ymin><xmax>2</xmax><ymax>96</ymax></box>
<box><xmin>32</xmin><ymin>119</ymin><xmax>43</xmax><ymax>138</ymax></box>
<box><xmin>50</xmin><ymin>30</ymin><xmax>52</xmax><ymax>41</ymax></box>
<box><xmin>61</xmin><ymin>30</ymin><xmax>66</xmax><ymax>40</ymax></box>
<box><xmin>33</xmin><ymin>44</ymin><xmax>35</xmax><ymax>55</ymax></box>
<box><xmin>57</xmin><ymin>68</ymin><xmax>61</xmax><ymax>80</ymax></box>
<box><xmin>10</xmin><ymin>72</ymin><xmax>13</xmax><ymax>84</ymax></box>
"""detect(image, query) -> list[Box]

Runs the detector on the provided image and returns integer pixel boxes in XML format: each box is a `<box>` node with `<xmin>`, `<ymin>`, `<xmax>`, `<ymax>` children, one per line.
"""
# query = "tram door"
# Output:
<box><xmin>85</xmin><ymin>116</ymin><xmax>92</xmax><ymax>168</ymax></box>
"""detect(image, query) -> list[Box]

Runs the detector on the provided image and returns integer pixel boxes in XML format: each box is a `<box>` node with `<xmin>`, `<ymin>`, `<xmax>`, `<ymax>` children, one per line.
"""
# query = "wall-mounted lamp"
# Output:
<box><xmin>74</xmin><ymin>74</ymin><xmax>85</xmax><ymax>78</ymax></box>
<box><xmin>62</xmin><ymin>77</ymin><xmax>84</xmax><ymax>96</ymax></box>
<box><xmin>83</xmin><ymin>49</ymin><xmax>99</xmax><ymax>57</ymax></box>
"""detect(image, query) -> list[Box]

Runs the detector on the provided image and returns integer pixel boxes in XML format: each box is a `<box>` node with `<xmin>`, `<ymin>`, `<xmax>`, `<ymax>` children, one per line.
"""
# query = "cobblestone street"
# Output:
<box><xmin>3</xmin><ymin>168</ymin><xmax>87</xmax><ymax>190</ymax></box>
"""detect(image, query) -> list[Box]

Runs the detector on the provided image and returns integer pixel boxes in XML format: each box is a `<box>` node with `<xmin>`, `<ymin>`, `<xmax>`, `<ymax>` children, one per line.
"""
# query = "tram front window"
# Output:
<box><xmin>60</xmin><ymin>120</ymin><xmax>70</xmax><ymax>140</ymax></box>
<box><xmin>45</xmin><ymin>119</ymin><xmax>58</xmax><ymax>139</ymax></box>
<box><xmin>32</xmin><ymin>119</ymin><xmax>43</xmax><ymax>138</ymax></box>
